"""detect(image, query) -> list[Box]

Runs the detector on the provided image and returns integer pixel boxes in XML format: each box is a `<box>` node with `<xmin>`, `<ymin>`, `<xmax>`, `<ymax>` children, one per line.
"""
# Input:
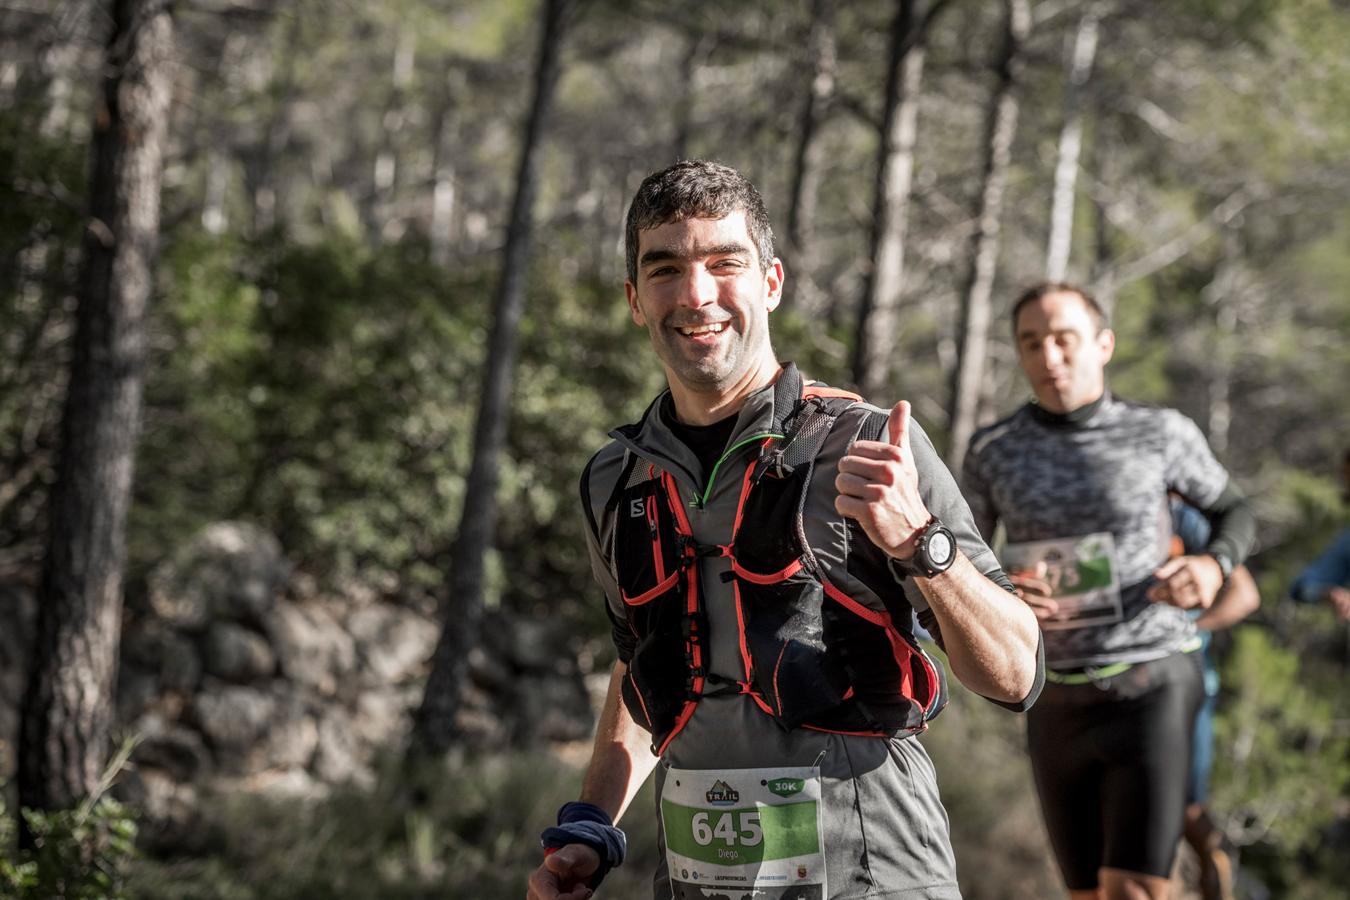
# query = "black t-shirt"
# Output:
<box><xmin>661</xmin><ymin>396</ymin><xmax>738</xmax><ymax>482</ymax></box>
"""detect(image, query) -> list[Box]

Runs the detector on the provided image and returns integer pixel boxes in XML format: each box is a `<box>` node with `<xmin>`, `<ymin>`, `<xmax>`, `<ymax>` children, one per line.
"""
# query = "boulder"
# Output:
<box><xmin>347</xmin><ymin>603</ymin><xmax>437</xmax><ymax>685</ymax></box>
<box><xmin>115</xmin><ymin>767</ymin><xmax>201</xmax><ymax>853</ymax></box>
<box><xmin>133</xmin><ymin>725</ymin><xmax>212</xmax><ymax>782</ymax></box>
<box><xmin>311</xmin><ymin>707</ymin><xmax>370</xmax><ymax>786</ymax></box>
<box><xmin>514</xmin><ymin>670</ymin><xmax>594</xmax><ymax>744</ymax></box>
<box><xmin>123</xmin><ymin>625</ymin><xmax>203</xmax><ymax>695</ymax></box>
<box><xmin>116</xmin><ymin>667</ymin><xmax>163</xmax><ymax>722</ymax></box>
<box><xmin>203</xmin><ymin>621</ymin><xmax>276</xmax><ymax>683</ymax></box>
<box><xmin>257</xmin><ymin>691</ymin><xmax>318</xmax><ymax>770</ymax></box>
<box><xmin>264</xmin><ymin>601</ymin><xmax>356</xmax><ymax>696</ymax></box>
<box><xmin>193</xmin><ymin>685</ymin><xmax>276</xmax><ymax>760</ymax></box>
<box><xmin>148</xmin><ymin>521</ymin><xmax>289</xmax><ymax>629</ymax></box>
<box><xmin>351</xmin><ymin>687</ymin><xmax>413</xmax><ymax>750</ymax></box>
<box><xmin>501</xmin><ymin>616</ymin><xmax>563</xmax><ymax>671</ymax></box>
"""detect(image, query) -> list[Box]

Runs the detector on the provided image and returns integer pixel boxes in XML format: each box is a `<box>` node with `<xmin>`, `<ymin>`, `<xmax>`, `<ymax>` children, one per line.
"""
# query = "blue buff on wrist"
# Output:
<box><xmin>539</xmin><ymin>801</ymin><xmax>628</xmax><ymax>888</ymax></box>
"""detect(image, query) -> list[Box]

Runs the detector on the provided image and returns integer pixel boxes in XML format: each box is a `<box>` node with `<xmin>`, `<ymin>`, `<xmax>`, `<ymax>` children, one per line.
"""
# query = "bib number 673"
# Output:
<box><xmin>691</xmin><ymin>811</ymin><xmax>763</xmax><ymax>847</ymax></box>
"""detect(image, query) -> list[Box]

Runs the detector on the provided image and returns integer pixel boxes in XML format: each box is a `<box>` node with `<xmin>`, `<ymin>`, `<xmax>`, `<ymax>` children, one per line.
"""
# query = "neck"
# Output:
<box><xmin>667</xmin><ymin>356</ymin><xmax>782</xmax><ymax>426</ymax></box>
<box><xmin>1031</xmin><ymin>389</ymin><xmax>1108</xmax><ymax>425</ymax></box>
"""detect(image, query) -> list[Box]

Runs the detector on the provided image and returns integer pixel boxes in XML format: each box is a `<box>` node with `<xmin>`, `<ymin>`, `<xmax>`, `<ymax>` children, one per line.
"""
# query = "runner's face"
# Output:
<box><xmin>625</xmin><ymin>212</ymin><xmax>782</xmax><ymax>399</ymax></box>
<box><xmin>1015</xmin><ymin>291</ymin><xmax>1114</xmax><ymax>414</ymax></box>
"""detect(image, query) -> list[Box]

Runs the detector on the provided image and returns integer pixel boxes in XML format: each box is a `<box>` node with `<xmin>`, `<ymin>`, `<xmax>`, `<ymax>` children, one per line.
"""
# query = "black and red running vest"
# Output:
<box><xmin>603</xmin><ymin>379</ymin><xmax>946</xmax><ymax>756</ymax></box>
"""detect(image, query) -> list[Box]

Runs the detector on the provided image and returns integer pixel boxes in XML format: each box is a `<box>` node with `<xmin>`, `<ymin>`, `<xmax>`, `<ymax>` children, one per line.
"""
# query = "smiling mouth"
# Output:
<box><xmin>675</xmin><ymin>322</ymin><xmax>728</xmax><ymax>337</ymax></box>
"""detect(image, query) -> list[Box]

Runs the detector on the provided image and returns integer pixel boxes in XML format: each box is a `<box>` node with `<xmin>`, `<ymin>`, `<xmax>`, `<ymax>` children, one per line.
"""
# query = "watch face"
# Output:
<box><xmin>927</xmin><ymin>529</ymin><xmax>954</xmax><ymax>566</ymax></box>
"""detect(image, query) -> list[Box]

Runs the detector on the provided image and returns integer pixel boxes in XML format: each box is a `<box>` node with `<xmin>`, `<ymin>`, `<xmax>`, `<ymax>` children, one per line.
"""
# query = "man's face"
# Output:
<box><xmin>1015</xmin><ymin>290</ymin><xmax>1115</xmax><ymax>414</ymax></box>
<box><xmin>625</xmin><ymin>211</ymin><xmax>782</xmax><ymax>397</ymax></box>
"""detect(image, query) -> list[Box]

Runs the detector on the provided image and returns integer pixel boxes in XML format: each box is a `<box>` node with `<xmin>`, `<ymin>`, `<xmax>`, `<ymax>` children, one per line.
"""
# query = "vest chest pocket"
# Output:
<box><xmin>611</xmin><ymin>470</ymin><xmax>702</xmax><ymax>750</ymax></box>
<box><xmin>614</xmin><ymin>479</ymin><xmax>685</xmax><ymax>608</ymax></box>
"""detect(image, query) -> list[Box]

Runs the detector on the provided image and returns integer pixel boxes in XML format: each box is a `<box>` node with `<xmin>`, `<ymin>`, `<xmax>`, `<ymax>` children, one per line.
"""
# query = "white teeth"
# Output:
<box><xmin>677</xmin><ymin>323</ymin><xmax>727</xmax><ymax>336</ymax></box>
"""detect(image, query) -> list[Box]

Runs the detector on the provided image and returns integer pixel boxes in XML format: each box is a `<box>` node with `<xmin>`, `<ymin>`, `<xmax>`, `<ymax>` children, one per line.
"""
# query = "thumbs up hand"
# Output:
<box><xmin>834</xmin><ymin>400</ymin><xmax>932</xmax><ymax>560</ymax></box>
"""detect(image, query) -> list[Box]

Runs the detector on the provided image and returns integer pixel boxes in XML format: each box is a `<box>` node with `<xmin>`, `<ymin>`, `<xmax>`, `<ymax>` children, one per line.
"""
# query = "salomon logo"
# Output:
<box><xmin>630</xmin><ymin>499</ymin><xmax>645</xmax><ymax>518</ymax></box>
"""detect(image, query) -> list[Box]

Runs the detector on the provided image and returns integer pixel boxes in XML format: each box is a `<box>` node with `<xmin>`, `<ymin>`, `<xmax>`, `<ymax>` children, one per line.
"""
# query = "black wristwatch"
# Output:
<box><xmin>1208</xmin><ymin>550</ymin><xmax>1234</xmax><ymax>584</ymax></box>
<box><xmin>887</xmin><ymin>518</ymin><xmax>957</xmax><ymax>580</ymax></box>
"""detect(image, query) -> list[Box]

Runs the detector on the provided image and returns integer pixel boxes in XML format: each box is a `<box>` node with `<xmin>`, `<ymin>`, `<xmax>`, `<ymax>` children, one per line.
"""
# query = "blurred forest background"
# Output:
<box><xmin>1</xmin><ymin>0</ymin><xmax>1348</xmax><ymax>897</ymax></box>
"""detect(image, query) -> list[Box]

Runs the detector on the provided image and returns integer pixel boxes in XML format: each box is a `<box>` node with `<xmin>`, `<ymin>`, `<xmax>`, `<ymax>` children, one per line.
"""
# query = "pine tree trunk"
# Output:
<box><xmin>17</xmin><ymin>0</ymin><xmax>173</xmax><ymax>820</ymax></box>
<box><xmin>852</xmin><ymin>0</ymin><xmax>931</xmax><ymax>400</ymax></box>
<box><xmin>411</xmin><ymin>0</ymin><xmax>571</xmax><ymax>756</ymax></box>
<box><xmin>1044</xmin><ymin>5</ymin><xmax>1100</xmax><ymax>281</ymax></box>
<box><xmin>947</xmin><ymin>0</ymin><xmax>1029</xmax><ymax>467</ymax></box>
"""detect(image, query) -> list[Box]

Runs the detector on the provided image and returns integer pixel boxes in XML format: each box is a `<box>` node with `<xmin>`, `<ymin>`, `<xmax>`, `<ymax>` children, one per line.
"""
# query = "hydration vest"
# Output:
<box><xmin>603</xmin><ymin>373</ymin><xmax>946</xmax><ymax>755</ymax></box>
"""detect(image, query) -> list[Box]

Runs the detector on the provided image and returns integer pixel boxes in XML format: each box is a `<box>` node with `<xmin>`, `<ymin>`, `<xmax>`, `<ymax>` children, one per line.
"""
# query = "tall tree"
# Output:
<box><xmin>946</xmin><ymin>0</ymin><xmax>1030</xmax><ymax>466</ymax></box>
<box><xmin>17</xmin><ymin>0</ymin><xmax>173</xmax><ymax>819</ymax></box>
<box><xmin>411</xmin><ymin>0</ymin><xmax>573</xmax><ymax>755</ymax></box>
<box><xmin>851</xmin><ymin>0</ymin><xmax>946</xmax><ymax>400</ymax></box>
<box><xmin>780</xmin><ymin>0</ymin><xmax>837</xmax><ymax>314</ymax></box>
<box><xmin>1044</xmin><ymin>3</ymin><xmax>1100</xmax><ymax>281</ymax></box>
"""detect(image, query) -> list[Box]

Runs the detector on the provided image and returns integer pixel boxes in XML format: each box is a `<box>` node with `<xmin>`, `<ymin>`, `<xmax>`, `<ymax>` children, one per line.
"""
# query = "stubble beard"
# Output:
<box><xmin>653</xmin><ymin>318</ymin><xmax>759</xmax><ymax>395</ymax></box>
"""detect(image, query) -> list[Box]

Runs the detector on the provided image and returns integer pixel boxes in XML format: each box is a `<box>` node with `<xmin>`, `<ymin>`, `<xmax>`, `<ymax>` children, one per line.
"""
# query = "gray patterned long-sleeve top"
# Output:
<box><xmin>961</xmin><ymin>393</ymin><xmax>1236</xmax><ymax>669</ymax></box>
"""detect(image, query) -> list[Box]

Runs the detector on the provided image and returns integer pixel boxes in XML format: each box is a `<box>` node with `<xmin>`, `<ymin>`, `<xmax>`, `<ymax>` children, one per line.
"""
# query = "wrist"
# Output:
<box><xmin>1206</xmin><ymin>550</ymin><xmax>1233</xmax><ymax>584</ymax></box>
<box><xmin>540</xmin><ymin>801</ymin><xmax>627</xmax><ymax>888</ymax></box>
<box><xmin>888</xmin><ymin>517</ymin><xmax>957</xmax><ymax>580</ymax></box>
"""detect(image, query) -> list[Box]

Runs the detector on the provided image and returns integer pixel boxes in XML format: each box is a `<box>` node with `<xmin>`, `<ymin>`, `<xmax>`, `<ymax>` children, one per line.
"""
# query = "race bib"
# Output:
<box><xmin>1003</xmin><ymin>532</ymin><xmax>1123</xmax><ymax>630</ymax></box>
<box><xmin>661</xmin><ymin>765</ymin><xmax>825</xmax><ymax>899</ymax></box>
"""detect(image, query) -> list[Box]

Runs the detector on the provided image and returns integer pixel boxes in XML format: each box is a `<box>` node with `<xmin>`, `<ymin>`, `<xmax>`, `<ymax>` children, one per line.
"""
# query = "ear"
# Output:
<box><xmin>764</xmin><ymin>258</ymin><xmax>784</xmax><ymax>313</ymax></box>
<box><xmin>625</xmin><ymin>280</ymin><xmax>646</xmax><ymax>327</ymax></box>
<box><xmin>1098</xmin><ymin>327</ymin><xmax>1116</xmax><ymax>363</ymax></box>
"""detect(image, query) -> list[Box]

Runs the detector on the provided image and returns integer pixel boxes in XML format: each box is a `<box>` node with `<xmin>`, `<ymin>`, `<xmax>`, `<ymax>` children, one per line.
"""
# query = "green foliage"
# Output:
<box><xmin>132</xmin><ymin>229</ymin><xmax>490</xmax><ymax>597</ymax></box>
<box><xmin>125</xmin><ymin>750</ymin><xmax>661</xmax><ymax>900</ymax></box>
<box><xmin>0</xmin><ymin>98</ymin><xmax>86</xmax><ymax>565</ymax></box>
<box><xmin>0</xmin><ymin>744</ymin><xmax>139</xmax><ymax>900</ymax></box>
<box><xmin>1214</xmin><ymin>623</ymin><xmax>1350</xmax><ymax>894</ymax></box>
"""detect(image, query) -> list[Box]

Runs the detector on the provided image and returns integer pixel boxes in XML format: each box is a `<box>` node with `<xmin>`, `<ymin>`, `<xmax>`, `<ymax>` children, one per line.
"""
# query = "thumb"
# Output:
<box><xmin>887</xmin><ymin>400</ymin><xmax>912</xmax><ymax>449</ymax></box>
<box><xmin>1153</xmin><ymin>556</ymin><xmax>1186</xmax><ymax>580</ymax></box>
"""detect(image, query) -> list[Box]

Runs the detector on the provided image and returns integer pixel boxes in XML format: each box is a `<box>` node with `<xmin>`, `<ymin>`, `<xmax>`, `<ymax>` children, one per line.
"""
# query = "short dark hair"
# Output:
<box><xmin>624</xmin><ymin>159</ymin><xmax>775</xmax><ymax>284</ymax></box>
<box><xmin>1010</xmin><ymin>281</ymin><xmax>1109</xmax><ymax>335</ymax></box>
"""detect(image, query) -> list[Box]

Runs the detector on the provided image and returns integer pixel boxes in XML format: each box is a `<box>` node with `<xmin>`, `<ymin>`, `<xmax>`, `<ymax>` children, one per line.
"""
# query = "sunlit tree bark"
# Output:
<box><xmin>947</xmin><ymin>0</ymin><xmax>1029</xmax><ymax>467</ymax></box>
<box><xmin>1044</xmin><ymin>4</ymin><xmax>1100</xmax><ymax>281</ymax></box>
<box><xmin>852</xmin><ymin>0</ymin><xmax>948</xmax><ymax>399</ymax></box>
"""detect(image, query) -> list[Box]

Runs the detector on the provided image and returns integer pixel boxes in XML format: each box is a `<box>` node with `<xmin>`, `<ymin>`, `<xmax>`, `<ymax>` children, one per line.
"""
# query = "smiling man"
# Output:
<box><xmin>526</xmin><ymin>160</ymin><xmax>1042</xmax><ymax>900</ymax></box>
<box><xmin>960</xmin><ymin>283</ymin><xmax>1257</xmax><ymax>900</ymax></box>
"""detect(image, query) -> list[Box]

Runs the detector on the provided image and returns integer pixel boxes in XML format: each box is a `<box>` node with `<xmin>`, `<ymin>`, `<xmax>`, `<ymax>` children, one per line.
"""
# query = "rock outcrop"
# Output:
<box><xmin>0</xmin><ymin>520</ymin><xmax>595</xmax><ymax>847</ymax></box>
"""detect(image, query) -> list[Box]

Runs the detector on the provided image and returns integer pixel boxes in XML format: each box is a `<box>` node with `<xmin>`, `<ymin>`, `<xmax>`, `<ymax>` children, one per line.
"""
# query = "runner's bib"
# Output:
<box><xmin>662</xmin><ymin>765</ymin><xmax>826</xmax><ymax>899</ymax></box>
<box><xmin>1003</xmin><ymin>532</ymin><xmax>1124</xmax><ymax>631</ymax></box>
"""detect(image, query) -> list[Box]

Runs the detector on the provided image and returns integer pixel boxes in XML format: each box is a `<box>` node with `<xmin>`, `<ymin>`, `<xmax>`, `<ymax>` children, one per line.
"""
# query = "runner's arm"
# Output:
<box><xmin>526</xmin><ymin>662</ymin><xmax>656</xmax><ymax>900</ymax></box>
<box><xmin>837</xmin><ymin>404</ymin><xmax>1042</xmax><ymax>707</ymax></box>
<box><xmin>912</xmin><ymin>552</ymin><xmax>1042</xmax><ymax>704</ymax></box>
<box><xmin>1195</xmin><ymin>480</ymin><xmax>1258</xmax><ymax>570</ymax></box>
<box><xmin>579</xmin><ymin>661</ymin><xmax>659</xmax><ymax>822</ymax></box>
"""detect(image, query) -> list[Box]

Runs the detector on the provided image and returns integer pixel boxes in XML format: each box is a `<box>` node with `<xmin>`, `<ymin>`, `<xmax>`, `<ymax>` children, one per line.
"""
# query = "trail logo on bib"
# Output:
<box><xmin>768</xmin><ymin>778</ymin><xmax>804</xmax><ymax>798</ymax></box>
<box><xmin>706</xmin><ymin>780</ymin><xmax>739</xmax><ymax>805</ymax></box>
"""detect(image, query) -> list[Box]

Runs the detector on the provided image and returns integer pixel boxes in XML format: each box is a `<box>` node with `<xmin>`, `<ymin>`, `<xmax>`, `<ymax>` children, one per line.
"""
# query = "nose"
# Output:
<box><xmin>677</xmin><ymin>264</ymin><xmax>718</xmax><ymax>308</ymax></box>
<box><xmin>1040</xmin><ymin>338</ymin><xmax>1065</xmax><ymax>368</ymax></box>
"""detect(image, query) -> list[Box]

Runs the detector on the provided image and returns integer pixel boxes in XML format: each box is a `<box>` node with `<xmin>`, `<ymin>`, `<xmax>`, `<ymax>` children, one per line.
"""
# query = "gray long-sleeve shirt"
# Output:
<box><xmin>961</xmin><ymin>394</ymin><xmax>1238</xmax><ymax>669</ymax></box>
